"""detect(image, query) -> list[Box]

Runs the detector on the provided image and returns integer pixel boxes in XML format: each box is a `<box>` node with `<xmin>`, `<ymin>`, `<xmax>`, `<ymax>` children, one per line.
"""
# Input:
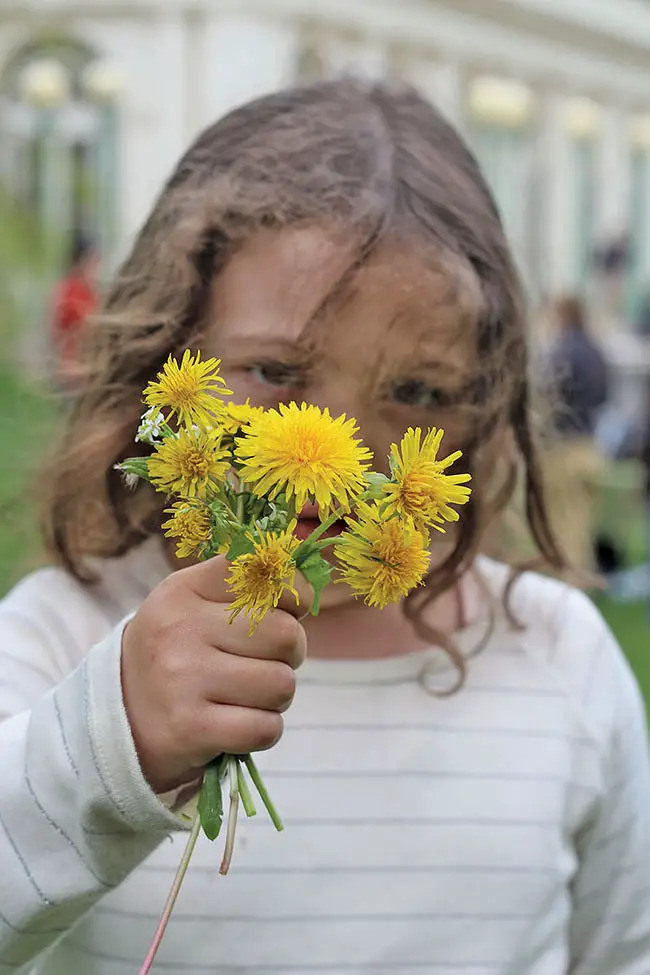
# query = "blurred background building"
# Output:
<box><xmin>1</xmin><ymin>0</ymin><xmax>649</xmax><ymax>301</ymax></box>
<box><xmin>2</xmin><ymin>0</ymin><xmax>650</xmax><ymax>363</ymax></box>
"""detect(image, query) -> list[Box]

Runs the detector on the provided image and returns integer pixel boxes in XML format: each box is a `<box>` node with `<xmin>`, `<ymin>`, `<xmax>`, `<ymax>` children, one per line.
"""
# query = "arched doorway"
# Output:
<box><xmin>0</xmin><ymin>34</ymin><xmax>121</xmax><ymax>264</ymax></box>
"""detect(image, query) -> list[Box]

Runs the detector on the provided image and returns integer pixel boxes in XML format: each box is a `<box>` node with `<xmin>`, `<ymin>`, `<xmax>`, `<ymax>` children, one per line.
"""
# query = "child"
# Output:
<box><xmin>1</xmin><ymin>79</ymin><xmax>649</xmax><ymax>974</ymax></box>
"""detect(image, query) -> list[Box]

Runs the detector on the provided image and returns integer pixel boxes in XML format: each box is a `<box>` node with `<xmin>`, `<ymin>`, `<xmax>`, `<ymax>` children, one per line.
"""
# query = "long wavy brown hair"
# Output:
<box><xmin>41</xmin><ymin>77</ymin><xmax>566</xmax><ymax>672</ymax></box>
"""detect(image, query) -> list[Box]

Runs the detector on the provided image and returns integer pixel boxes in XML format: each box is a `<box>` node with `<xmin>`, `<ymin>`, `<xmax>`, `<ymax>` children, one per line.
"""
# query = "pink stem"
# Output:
<box><xmin>138</xmin><ymin>812</ymin><xmax>202</xmax><ymax>975</ymax></box>
<box><xmin>219</xmin><ymin>758</ymin><xmax>240</xmax><ymax>875</ymax></box>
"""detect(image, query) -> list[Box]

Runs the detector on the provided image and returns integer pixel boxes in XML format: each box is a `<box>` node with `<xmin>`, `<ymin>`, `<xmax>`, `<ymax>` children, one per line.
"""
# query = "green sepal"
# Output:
<box><xmin>364</xmin><ymin>471</ymin><xmax>391</xmax><ymax>498</ymax></box>
<box><xmin>207</xmin><ymin>499</ymin><xmax>239</xmax><ymax>557</ymax></box>
<box><xmin>297</xmin><ymin>551</ymin><xmax>333</xmax><ymax>616</ymax></box>
<box><xmin>198</xmin><ymin>759</ymin><xmax>225</xmax><ymax>841</ymax></box>
<box><xmin>256</xmin><ymin>511</ymin><xmax>290</xmax><ymax>534</ymax></box>
<box><xmin>254</xmin><ymin>498</ymin><xmax>292</xmax><ymax>534</ymax></box>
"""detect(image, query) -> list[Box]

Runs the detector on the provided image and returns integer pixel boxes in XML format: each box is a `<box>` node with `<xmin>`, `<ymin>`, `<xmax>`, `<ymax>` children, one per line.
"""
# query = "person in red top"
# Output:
<box><xmin>51</xmin><ymin>233</ymin><xmax>100</xmax><ymax>394</ymax></box>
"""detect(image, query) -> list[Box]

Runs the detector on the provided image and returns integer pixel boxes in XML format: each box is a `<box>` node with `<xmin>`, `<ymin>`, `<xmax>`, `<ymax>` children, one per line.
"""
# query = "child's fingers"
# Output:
<box><xmin>207</xmin><ymin>605</ymin><xmax>307</xmax><ymax>670</ymax></box>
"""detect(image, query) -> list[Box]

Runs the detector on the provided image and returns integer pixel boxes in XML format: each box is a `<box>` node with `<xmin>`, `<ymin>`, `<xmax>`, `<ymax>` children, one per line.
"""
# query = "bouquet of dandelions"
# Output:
<box><xmin>118</xmin><ymin>350</ymin><xmax>471</xmax><ymax>972</ymax></box>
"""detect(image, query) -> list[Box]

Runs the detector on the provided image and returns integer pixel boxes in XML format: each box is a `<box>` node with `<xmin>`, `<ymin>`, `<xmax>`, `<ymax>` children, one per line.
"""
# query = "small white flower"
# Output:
<box><xmin>135</xmin><ymin>407</ymin><xmax>165</xmax><ymax>444</ymax></box>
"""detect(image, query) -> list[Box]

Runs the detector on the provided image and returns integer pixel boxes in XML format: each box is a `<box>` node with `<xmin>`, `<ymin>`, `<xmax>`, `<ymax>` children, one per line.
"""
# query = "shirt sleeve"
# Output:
<box><xmin>568</xmin><ymin>609</ymin><xmax>650</xmax><ymax>974</ymax></box>
<box><xmin>0</xmin><ymin>600</ymin><xmax>188</xmax><ymax>970</ymax></box>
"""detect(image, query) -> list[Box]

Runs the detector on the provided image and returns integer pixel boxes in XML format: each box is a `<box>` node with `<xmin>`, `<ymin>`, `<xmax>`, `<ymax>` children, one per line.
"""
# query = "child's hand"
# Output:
<box><xmin>121</xmin><ymin>556</ymin><xmax>309</xmax><ymax>794</ymax></box>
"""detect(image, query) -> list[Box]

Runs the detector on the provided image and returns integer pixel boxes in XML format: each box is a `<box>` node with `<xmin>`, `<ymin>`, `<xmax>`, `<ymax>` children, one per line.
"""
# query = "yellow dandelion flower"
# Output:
<box><xmin>143</xmin><ymin>350</ymin><xmax>232</xmax><ymax>429</ymax></box>
<box><xmin>148</xmin><ymin>427</ymin><xmax>230</xmax><ymax>498</ymax></box>
<box><xmin>334</xmin><ymin>502</ymin><xmax>430</xmax><ymax>608</ymax></box>
<box><xmin>382</xmin><ymin>427</ymin><xmax>471</xmax><ymax>532</ymax></box>
<box><xmin>235</xmin><ymin>402</ymin><xmax>373</xmax><ymax>516</ymax></box>
<box><xmin>162</xmin><ymin>500</ymin><xmax>212</xmax><ymax>559</ymax></box>
<box><xmin>221</xmin><ymin>400</ymin><xmax>264</xmax><ymax>437</ymax></box>
<box><xmin>227</xmin><ymin>526</ymin><xmax>301</xmax><ymax>633</ymax></box>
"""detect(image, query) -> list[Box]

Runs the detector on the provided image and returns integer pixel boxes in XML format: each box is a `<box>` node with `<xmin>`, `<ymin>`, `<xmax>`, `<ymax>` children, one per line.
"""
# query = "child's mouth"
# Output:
<box><xmin>294</xmin><ymin>503</ymin><xmax>346</xmax><ymax>542</ymax></box>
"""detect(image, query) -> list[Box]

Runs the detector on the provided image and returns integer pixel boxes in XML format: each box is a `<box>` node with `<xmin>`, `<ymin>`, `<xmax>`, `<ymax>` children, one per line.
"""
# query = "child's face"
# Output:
<box><xmin>208</xmin><ymin>226</ymin><xmax>478</xmax><ymax>457</ymax></box>
<box><xmin>205</xmin><ymin>226</ymin><xmax>479</xmax><ymax>606</ymax></box>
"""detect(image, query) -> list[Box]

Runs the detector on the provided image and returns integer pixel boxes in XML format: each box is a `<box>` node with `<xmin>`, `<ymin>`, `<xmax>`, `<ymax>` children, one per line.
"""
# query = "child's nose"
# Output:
<box><xmin>306</xmin><ymin>382</ymin><xmax>387</xmax><ymax>467</ymax></box>
<box><xmin>304</xmin><ymin>381</ymin><xmax>363</xmax><ymax>426</ymax></box>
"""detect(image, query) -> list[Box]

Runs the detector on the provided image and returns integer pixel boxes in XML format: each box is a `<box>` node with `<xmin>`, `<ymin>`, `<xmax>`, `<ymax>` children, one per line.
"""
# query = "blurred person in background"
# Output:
<box><xmin>592</xmin><ymin>230</ymin><xmax>630</xmax><ymax>330</ymax></box>
<box><xmin>544</xmin><ymin>294</ymin><xmax>609</xmax><ymax>573</ymax></box>
<box><xmin>50</xmin><ymin>231</ymin><xmax>100</xmax><ymax>395</ymax></box>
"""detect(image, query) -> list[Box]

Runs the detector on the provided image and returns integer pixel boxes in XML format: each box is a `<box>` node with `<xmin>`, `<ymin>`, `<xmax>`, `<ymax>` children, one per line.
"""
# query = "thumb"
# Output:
<box><xmin>177</xmin><ymin>554</ymin><xmax>233</xmax><ymax>603</ymax></box>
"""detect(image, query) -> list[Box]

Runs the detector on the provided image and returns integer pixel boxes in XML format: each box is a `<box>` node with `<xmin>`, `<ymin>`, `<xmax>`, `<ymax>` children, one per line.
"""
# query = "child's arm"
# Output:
<box><xmin>0</xmin><ymin>556</ymin><xmax>304</xmax><ymax>969</ymax></box>
<box><xmin>0</xmin><ymin>600</ymin><xmax>186</xmax><ymax>969</ymax></box>
<box><xmin>568</xmin><ymin>611</ymin><xmax>650</xmax><ymax>973</ymax></box>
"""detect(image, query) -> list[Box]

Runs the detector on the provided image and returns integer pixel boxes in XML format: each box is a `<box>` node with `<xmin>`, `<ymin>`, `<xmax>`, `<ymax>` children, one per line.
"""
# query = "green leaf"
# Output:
<box><xmin>198</xmin><ymin>761</ymin><xmax>224</xmax><ymax>841</ymax></box>
<box><xmin>298</xmin><ymin>552</ymin><xmax>333</xmax><ymax>616</ymax></box>
<box><xmin>226</xmin><ymin>531</ymin><xmax>256</xmax><ymax>561</ymax></box>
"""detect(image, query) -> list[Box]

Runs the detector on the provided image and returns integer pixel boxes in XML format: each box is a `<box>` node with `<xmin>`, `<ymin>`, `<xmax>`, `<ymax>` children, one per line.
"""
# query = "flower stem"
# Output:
<box><xmin>295</xmin><ymin>508</ymin><xmax>345</xmax><ymax>560</ymax></box>
<box><xmin>306</xmin><ymin>537</ymin><xmax>339</xmax><ymax>552</ymax></box>
<box><xmin>236</xmin><ymin>761</ymin><xmax>257</xmax><ymax>817</ymax></box>
<box><xmin>139</xmin><ymin>812</ymin><xmax>202</xmax><ymax>975</ymax></box>
<box><xmin>236</xmin><ymin>493</ymin><xmax>245</xmax><ymax>523</ymax></box>
<box><xmin>244</xmin><ymin>754</ymin><xmax>283</xmax><ymax>831</ymax></box>
<box><xmin>219</xmin><ymin>757</ymin><xmax>241</xmax><ymax>875</ymax></box>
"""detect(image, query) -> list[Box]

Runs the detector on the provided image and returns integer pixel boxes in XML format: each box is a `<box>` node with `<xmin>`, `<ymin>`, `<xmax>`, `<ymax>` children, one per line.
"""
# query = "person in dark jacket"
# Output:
<box><xmin>544</xmin><ymin>295</ymin><xmax>609</xmax><ymax>573</ymax></box>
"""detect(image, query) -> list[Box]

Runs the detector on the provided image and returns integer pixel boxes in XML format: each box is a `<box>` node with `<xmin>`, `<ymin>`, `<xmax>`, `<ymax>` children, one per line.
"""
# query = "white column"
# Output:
<box><xmin>595</xmin><ymin>105</ymin><xmax>631</xmax><ymax>240</ymax></box>
<box><xmin>182</xmin><ymin>9</ymin><xmax>209</xmax><ymax>142</ymax></box>
<box><xmin>198</xmin><ymin>15</ymin><xmax>299</xmax><ymax>130</ymax></box>
<box><xmin>40</xmin><ymin>118</ymin><xmax>70</xmax><ymax>238</ymax></box>
<box><xmin>398</xmin><ymin>59</ymin><xmax>464</xmax><ymax>129</ymax></box>
<box><xmin>107</xmin><ymin>12</ymin><xmax>187</xmax><ymax>254</ymax></box>
<box><xmin>640</xmin><ymin>151</ymin><xmax>650</xmax><ymax>283</ymax></box>
<box><xmin>593</xmin><ymin>105</ymin><xmax>632</xmax><ymax>330</ymax></box>
<box><xmin>150</xmin><ymin>14</ymin><xmax>186</xmax><ymax>184</ymax></box>
<box><xmin>629</xmin><ymin>119</ymin><xmax>650</xmax><ymax>285</ymax></box>
<box><xmin>536</xmin><ymin>92</ymin><xmax>576</xmax><ymax>296</ymax></box>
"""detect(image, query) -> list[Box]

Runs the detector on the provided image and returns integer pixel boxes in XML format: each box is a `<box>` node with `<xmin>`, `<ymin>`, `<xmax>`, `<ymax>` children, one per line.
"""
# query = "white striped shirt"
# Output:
<box><xmin>0</xmin><ymin>541</ymin><xmax>649</xmax><ymax>974</ymax></box>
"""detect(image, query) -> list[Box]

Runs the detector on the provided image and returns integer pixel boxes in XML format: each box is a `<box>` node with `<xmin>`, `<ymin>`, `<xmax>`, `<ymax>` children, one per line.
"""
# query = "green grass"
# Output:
<box><xmin>595</xmin><ymin>595</ymin><xmax>650</xmax><ymax>704</ymax></box>
<box><xmin>0</xmin><ymin>373</ymin><xmax>57</xmax><ymax>592</ymax></box>
<box><xmin>594</xmin><ymin>460</ymin><xmax>650</xmax><ymax>706</ymax></box>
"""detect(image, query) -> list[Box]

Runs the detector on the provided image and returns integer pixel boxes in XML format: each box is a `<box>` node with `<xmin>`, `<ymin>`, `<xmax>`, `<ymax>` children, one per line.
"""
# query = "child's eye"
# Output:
<box><xmin>389</xmin><ymin>379</ymin><xmax>448</xmax><ymax>408</ymax></box>
<box><xmin>249</xmin><ymin>361</ymin><xmax>305</xmax><ymax>389</ymax></box>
